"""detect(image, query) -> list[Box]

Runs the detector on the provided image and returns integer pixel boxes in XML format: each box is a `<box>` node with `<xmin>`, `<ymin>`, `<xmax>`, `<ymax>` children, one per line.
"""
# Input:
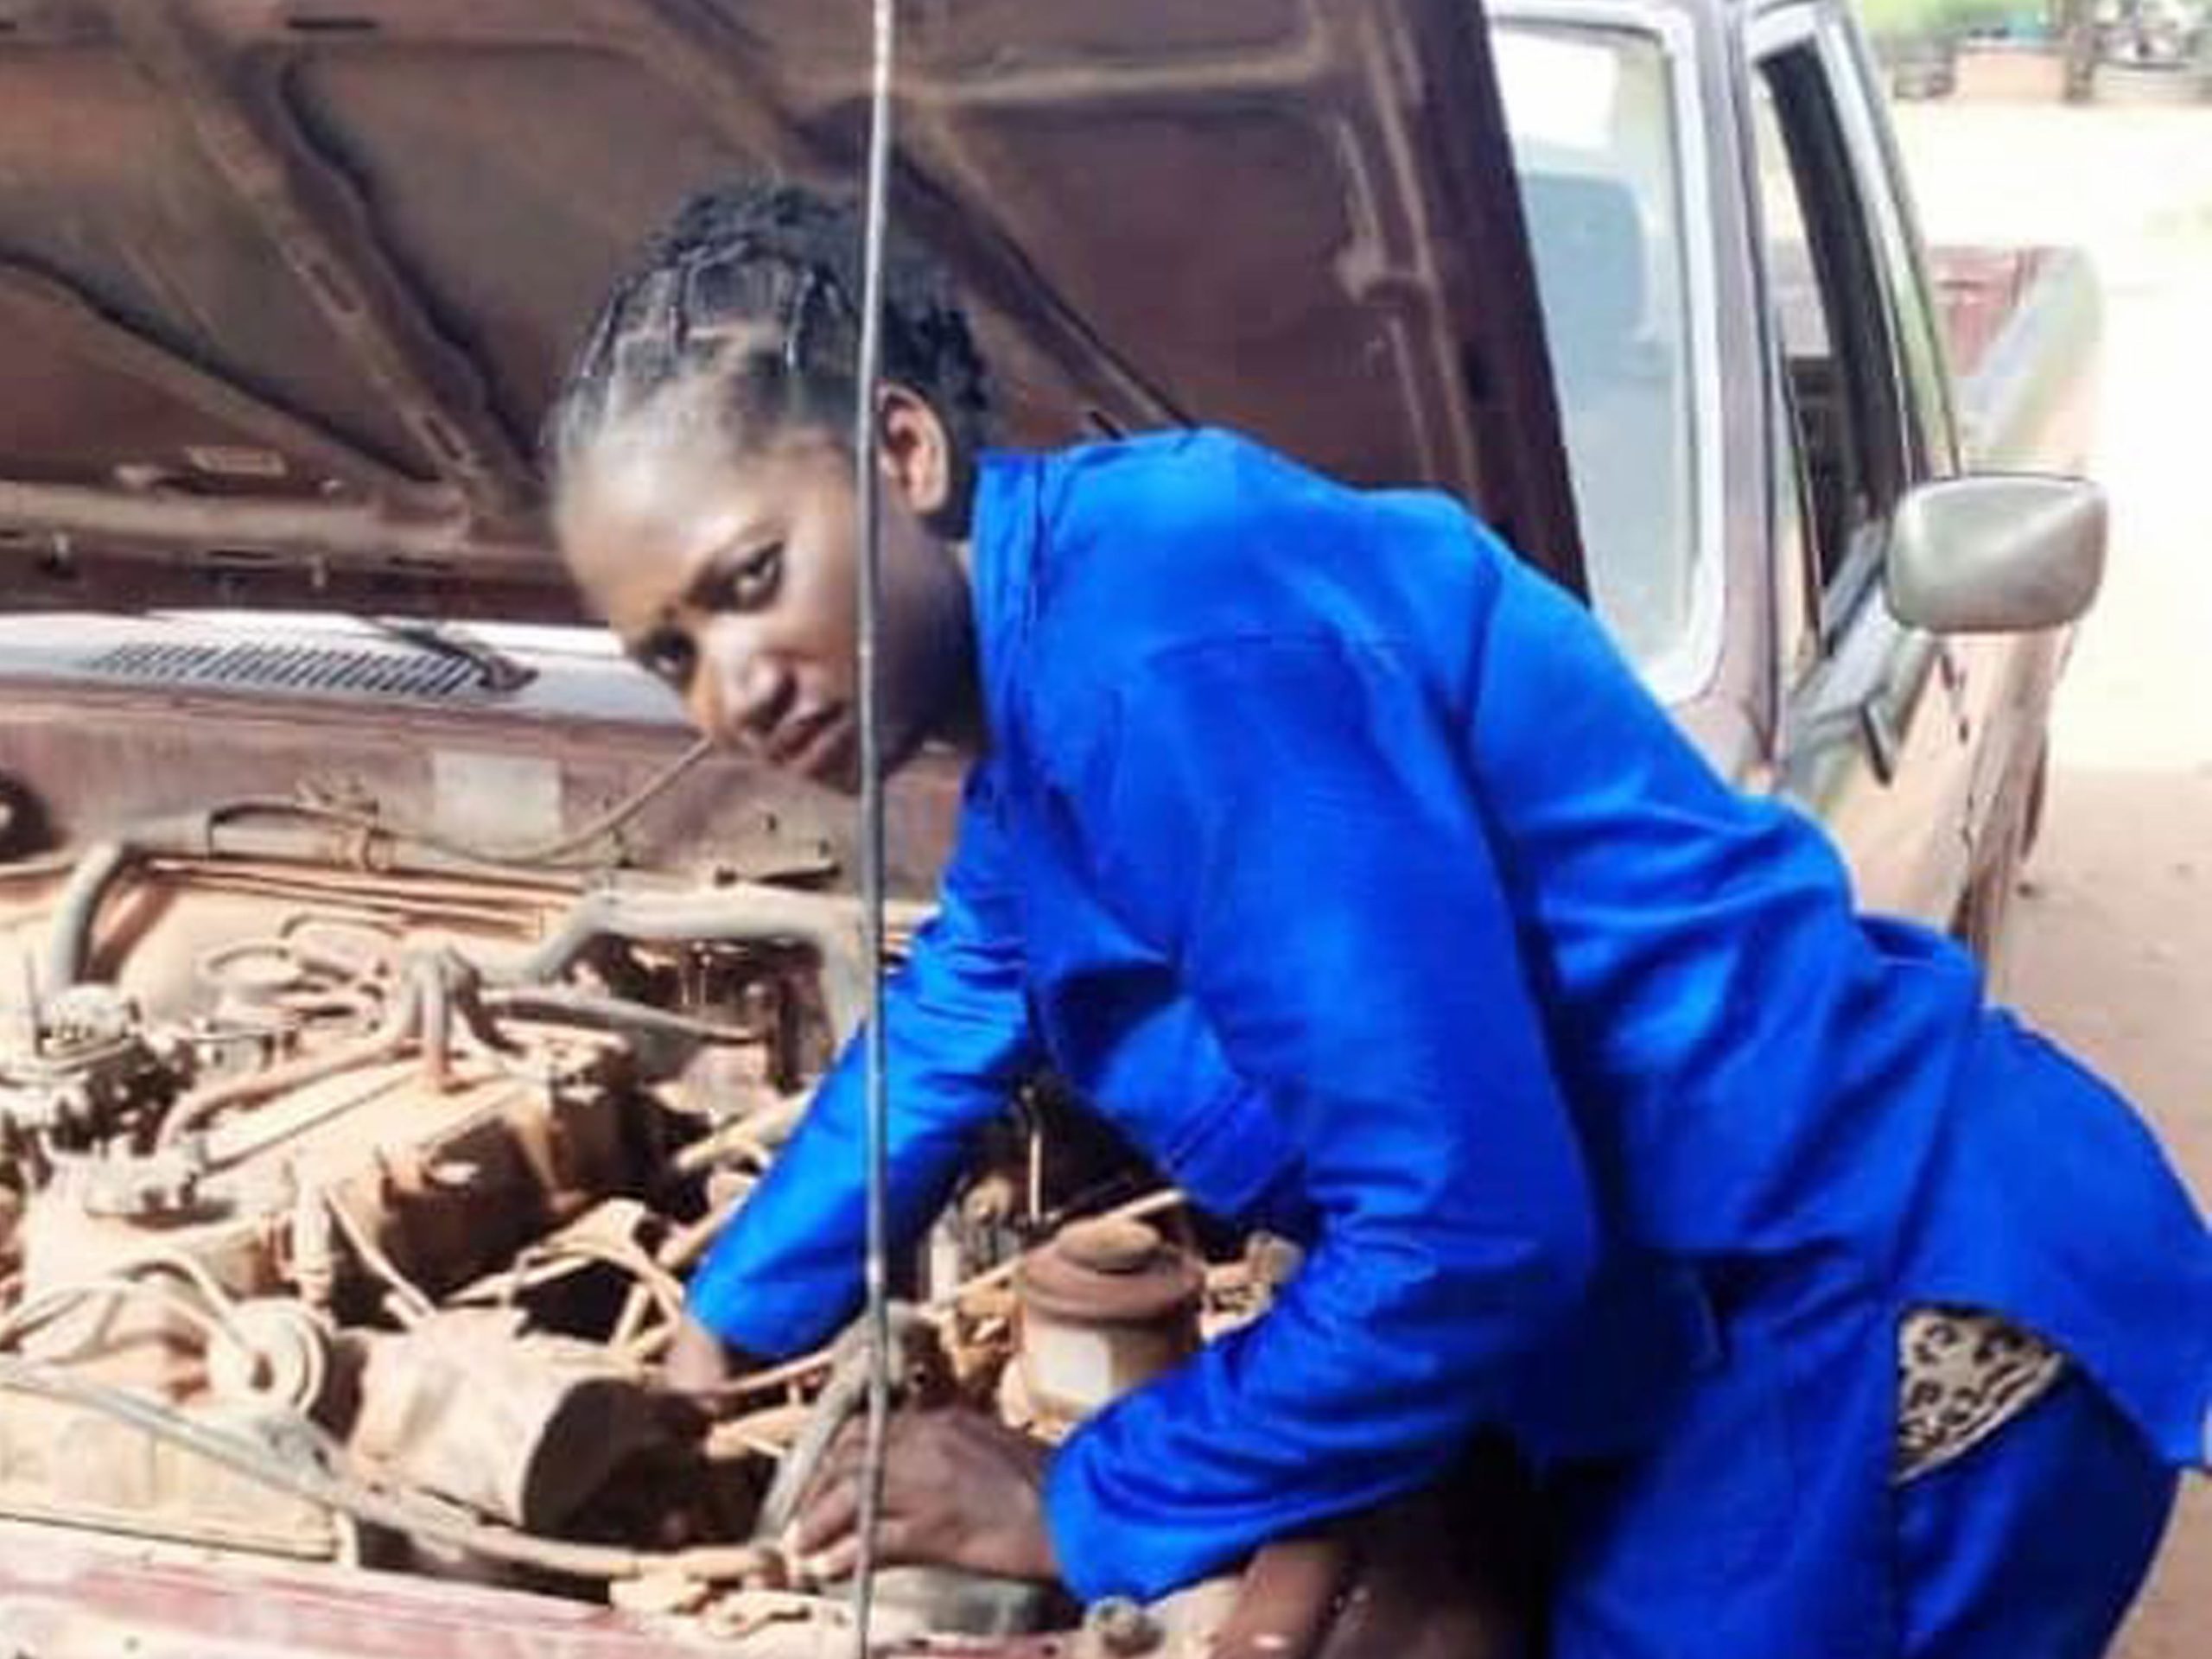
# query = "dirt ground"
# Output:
<box><xmin>1891</xmin><ymin>98</ymin><xmax>2212</xmax><ymax>1657</ymax></box>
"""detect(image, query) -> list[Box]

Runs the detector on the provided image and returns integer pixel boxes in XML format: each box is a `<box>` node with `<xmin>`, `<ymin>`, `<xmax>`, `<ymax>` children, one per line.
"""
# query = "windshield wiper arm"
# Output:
<box><xmin>366</xmin><ymin>618</ymin><xmax>536</xmax><ymax>694</ymax></box>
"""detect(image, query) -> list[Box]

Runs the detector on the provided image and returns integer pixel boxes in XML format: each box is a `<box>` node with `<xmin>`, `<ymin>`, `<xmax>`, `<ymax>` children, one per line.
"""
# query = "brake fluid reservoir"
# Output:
<box><xmin>1014</xmin><ymin>1216</ymin><xmax>1203</xmax><ymax>1429</ymax></box>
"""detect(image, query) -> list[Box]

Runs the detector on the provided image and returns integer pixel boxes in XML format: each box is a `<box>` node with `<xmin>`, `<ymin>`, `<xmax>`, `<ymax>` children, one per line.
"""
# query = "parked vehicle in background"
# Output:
<box><xmin>1495</xmin><ymin>0</ymin><xmax>2101</xmax><ymax>981</ymax></box>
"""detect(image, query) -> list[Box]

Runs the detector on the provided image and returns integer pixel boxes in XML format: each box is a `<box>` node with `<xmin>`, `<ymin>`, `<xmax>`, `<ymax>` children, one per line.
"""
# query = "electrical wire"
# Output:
<box><xmin>508</xmin><ymin>1235</ymin><xmax>688</xmax><ymax>1329</ymax></box>
<box><xmin>851</xmin><ymin>0</ymin><xmax>899</xmax><ymax>1648</ymax></box>
<box><xmin>480</xmin><ymin>985</ymin><xmax>755</xmax><ymax>1046</ymax></box>
<box><xmin>320</xmin><ymin>1189</ymin><xmax>435</xmax><ymax>1326</ymax></box>
<box><xmin>207</xmin><ymin>735</ymin><xmax>715</xmax><ymax>870</ymax></box>
<box><xmin>0</xmin><ymin>1274</ymin><xmax>239</xmax><ymax>1357</ymax></box>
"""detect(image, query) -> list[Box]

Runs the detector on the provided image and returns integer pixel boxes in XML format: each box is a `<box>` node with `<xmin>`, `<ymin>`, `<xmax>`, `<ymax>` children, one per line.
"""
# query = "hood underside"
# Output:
<box><xmin>0</xmin><ymin>0</ymin><xmax>1578</xmax><ymax>621</ymax></box>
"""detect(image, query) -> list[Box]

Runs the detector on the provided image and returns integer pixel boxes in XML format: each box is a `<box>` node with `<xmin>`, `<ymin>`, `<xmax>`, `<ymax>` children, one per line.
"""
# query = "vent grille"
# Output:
<box><xmin>84</xmin><ymin>641</ymin><xmax>487</xmax><ymax>702</ymax></box>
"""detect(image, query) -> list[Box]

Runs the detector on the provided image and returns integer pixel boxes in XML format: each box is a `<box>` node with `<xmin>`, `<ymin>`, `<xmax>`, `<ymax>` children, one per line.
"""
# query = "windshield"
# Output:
<box><xmin>1495</xmin><ymin>22</ymin><xmax>1708</xmax><ymax>690</ymax></box>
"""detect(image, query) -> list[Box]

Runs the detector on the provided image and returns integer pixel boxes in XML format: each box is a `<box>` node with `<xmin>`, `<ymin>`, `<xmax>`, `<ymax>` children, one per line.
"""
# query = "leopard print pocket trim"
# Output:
<box><xmin>1896</xmin><ymin>1306</ymin><xmax>2068</xmax><ymax>1484</ymax></box>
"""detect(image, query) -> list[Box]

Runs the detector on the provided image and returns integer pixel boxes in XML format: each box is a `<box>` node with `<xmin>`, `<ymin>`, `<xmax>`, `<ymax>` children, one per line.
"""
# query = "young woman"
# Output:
<box><xmin>546</xmin><ymin>183</ymin><xmax>2209</xmax><ymax>1657</ymax></box>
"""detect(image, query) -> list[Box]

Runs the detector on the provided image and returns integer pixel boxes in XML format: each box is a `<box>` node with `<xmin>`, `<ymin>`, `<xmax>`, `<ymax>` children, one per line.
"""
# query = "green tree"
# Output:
<box><xmin>1856</xmin><ymin>0</ymin><xmax>2044</xmax><ymax>41</ymax></box>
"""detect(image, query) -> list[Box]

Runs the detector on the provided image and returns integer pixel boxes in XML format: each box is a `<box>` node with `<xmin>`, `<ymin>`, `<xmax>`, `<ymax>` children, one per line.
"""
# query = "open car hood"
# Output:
<box><xmin>0</xmin><ymin>0</ymin><xmax>1580</xmax><ymax>622</ymax></box>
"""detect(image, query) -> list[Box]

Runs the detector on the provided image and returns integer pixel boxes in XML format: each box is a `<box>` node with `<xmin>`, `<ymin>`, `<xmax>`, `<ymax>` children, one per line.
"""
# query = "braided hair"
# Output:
<box><xmin>544</xmin><ymin>182</ymin><xmax>993</xmax><ymax>532</ymax></box>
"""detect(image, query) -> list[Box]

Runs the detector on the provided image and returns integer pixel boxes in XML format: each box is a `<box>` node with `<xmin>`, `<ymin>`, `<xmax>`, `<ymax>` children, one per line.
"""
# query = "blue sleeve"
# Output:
<box><xmin>1043</xmin><ymin>635</ymin><xmax>1598</xmax><ymax>1603</ymax></box>
<box><xmin>685</xmin><ymin>765</ymin><xmax>1039</xmax><ymax>1357</ymax></box>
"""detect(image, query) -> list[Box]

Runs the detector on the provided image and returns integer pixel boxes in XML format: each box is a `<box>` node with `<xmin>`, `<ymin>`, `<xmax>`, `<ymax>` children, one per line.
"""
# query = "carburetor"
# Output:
<box><xmin>0</xmin><ymin>984</ymin><xmax>190</xmax><ymax>1161</ymax></box>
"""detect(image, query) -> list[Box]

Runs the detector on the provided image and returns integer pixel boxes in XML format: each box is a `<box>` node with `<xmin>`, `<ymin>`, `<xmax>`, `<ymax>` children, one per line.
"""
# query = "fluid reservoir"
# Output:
<box><xmin>1014</xmin><ymin>1216</ymin><xmax>1203</xmax><ymax>1430</ymax></box>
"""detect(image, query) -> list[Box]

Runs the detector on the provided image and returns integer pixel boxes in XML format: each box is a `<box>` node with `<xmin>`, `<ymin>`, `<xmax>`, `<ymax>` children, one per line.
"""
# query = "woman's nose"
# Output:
<box><xmin>706</xmin><ymin>650</ymin><xmax>797</xmax><ymax>753</ymax></box>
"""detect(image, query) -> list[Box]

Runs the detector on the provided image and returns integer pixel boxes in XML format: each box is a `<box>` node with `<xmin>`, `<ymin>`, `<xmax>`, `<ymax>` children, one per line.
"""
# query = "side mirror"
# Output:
<box><xmin>1884</xmin><ymin>475</ymin><xmax>2107</xmax><ymax>634</ymax></box>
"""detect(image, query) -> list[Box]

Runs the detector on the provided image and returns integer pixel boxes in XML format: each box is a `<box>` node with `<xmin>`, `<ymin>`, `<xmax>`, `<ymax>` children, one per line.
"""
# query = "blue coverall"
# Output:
<box><xmin>690</xmin><ymin>430</ymin><xmax>2210</xmax><ymax>1656</ymax></box>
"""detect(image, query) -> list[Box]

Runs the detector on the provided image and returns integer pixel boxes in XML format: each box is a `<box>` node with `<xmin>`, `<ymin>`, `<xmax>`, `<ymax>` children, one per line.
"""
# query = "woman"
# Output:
<box><xmin>546</xmin><ymin>183</ymin><xmax>2209</xmax><ymax>1656</ymax></box>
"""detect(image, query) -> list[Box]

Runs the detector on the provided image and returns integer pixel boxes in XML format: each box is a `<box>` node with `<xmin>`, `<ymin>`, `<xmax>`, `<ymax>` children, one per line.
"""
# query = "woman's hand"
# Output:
<box><xmin>793</xmin><ymin>1406</ymin><xmax>1058</xmax><ymax>1585</ymax></box>
<box><xmin>663</xmin><ymin>1313</ymin><xmax>740</xmax><ymax>1400</ymax></box>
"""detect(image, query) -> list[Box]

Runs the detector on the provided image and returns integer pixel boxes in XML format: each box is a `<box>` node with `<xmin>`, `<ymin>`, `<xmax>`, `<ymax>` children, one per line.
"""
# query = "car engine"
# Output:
<box><xmin>0</xmin><ymin>831</ymin><xmax>1299</xmax><ymax>1654</ymax></box>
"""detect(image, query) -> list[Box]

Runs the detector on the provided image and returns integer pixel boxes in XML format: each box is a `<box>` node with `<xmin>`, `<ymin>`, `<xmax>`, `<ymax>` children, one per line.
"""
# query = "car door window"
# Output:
<box><xmin>1749</xmin><ymin>43</ymin><xmax>1910</xmax><ymax>625</ymax></box>
<box><xmin>1494</xmin><ymin>24</ymin><xmax>1710</xmax><ymax>692</ymax></box>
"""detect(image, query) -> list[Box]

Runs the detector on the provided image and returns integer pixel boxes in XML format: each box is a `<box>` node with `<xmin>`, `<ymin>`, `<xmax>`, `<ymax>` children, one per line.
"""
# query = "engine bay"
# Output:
<box><xmin>0</xmin><ymin>828</ymin><xmax>1293</xmax><ymax>1655</ymax></box>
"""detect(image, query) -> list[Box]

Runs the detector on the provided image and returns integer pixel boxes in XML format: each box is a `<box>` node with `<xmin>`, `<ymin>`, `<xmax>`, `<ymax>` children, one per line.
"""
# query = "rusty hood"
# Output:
<box><xmin>0</xmin><ymin>0</ymin><xmax>1579</xmax><ymax>622</ymax></box>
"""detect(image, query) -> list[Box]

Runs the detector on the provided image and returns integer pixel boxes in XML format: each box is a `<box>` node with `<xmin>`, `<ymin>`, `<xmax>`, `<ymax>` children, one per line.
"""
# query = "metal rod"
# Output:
<box><xmin>852</xmin><ymin>0</ymin><xmax>900</xmax><ymax>1650</ymax></box>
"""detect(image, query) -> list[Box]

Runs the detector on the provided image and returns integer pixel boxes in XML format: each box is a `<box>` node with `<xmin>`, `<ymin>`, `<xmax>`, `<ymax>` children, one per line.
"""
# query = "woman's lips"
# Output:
<box><xmin>764</xmin><ymin>702</ymin><xmax>839</xmax><ymax>763</ymax></box>
<box><xmin>796</xmin><ymin>718</ymin><xmax>859</xmax><ymax>788</ymax></box>
<box><xmin>770</xmin><ymin>705</ymin><xmax>854</xmax><ymax>780</ymax></box>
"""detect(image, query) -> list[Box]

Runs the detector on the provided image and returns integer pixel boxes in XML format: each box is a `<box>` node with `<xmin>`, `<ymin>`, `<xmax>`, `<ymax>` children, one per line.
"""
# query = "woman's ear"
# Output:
<box><xmin>875</xmin><ymin>385</ymin><xmax>954</xmax><ymax>521</ymax></box>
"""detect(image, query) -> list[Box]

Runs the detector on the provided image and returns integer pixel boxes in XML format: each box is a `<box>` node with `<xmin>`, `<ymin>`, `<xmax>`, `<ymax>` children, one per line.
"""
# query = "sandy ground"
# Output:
<box><xmin>1891</xmin><ymin>99</ymin><xmax>2212</xmax><ymax>1657</ymax></box>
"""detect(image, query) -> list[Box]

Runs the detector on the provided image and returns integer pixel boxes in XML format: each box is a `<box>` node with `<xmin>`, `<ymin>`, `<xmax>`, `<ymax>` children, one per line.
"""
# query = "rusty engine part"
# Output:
<box><xmin>0</xmin><ymin>841</ymin><xmax>835</xmax><ymax>1573</ymax></box>
<box><xmin>0</xmin><ymin>835</ymin><xmax>1536</xmax><ymax>1657</ymax></box>
<box><xmin>0</xmin><ymin>982</ymin><xmax>190</xmax><ymax>1162</ymax></box>
<box><xmin>347</xmin><ymin>1308</ymin><xmax>665</xmax><ymax>1531</ymax></box>
<box><xmin>1009</xmin><ymin>1217</ymin><xmax>1203</xmax><ymax>1436</ymax></box>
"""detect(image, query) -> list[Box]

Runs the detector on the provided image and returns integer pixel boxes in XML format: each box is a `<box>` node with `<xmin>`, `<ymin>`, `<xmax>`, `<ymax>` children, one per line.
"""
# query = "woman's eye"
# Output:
<box><xmin>711</xmin><ymin>541</ymin><xmax>784</xmax><ymax>612</ymax></box>
<box><xmin>639</xmin><ymin>628</ymin><xmax>697</xmax><ymax>689</ymax></box>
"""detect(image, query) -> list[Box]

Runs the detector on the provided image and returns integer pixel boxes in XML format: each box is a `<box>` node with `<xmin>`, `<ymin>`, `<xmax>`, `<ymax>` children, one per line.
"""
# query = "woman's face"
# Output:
<box><xmin>556</xmin><ymin>377</ymin><xmax>976</xmax><ymax>793</ymax></box>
